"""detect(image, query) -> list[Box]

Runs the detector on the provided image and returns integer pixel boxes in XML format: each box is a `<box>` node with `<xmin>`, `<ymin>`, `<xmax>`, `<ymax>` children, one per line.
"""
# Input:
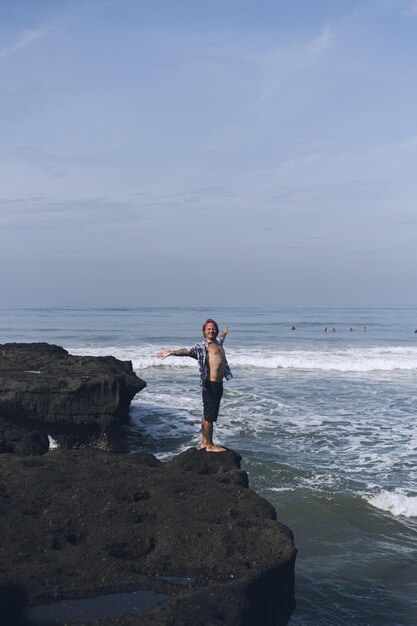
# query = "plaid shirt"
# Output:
<box><xmin>187</xmin><ymin>338</ymin><xmax>233</xmax><ymax>387</ymax></box>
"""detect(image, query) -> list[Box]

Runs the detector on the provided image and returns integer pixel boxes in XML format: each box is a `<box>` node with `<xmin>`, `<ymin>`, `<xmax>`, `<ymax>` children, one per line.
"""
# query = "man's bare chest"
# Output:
<box><xmin>207</xmin><ymin>343</ymin><xmax>225</xmax><ymax>359</ymax></box>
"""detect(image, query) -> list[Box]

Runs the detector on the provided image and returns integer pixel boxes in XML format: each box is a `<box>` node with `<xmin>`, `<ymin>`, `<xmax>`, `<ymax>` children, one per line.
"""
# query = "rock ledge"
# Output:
<box><xmin>0</xmin><ymin>342</ymin><xmax>145</xmax><ymax>450</ymax></box>
<box><xmin>0</xmin><ymin>447</ymin><xmax>296</xmax><ymax>626</ymax></box>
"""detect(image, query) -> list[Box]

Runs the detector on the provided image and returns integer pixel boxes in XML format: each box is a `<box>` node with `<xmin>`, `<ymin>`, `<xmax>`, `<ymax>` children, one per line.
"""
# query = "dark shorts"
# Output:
<box><xmin>202</xmin><ymin>380</ymin><xmax>223</xmax><ymax>423</ymax></box>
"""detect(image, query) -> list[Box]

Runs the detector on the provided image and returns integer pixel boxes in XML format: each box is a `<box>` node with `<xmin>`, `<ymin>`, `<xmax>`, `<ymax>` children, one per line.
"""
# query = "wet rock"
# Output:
<box><xmin>167</xmin><ymin>447</ymin><xmax>249</xmax><ymax>487</ymax></box>
<box><xmin>14</xmin><ymin>431</ymin><xmax>50</xmax><ymax>456</ymax></box>
<box><xmin>0</xmin><ymin>585</ymin><xmax>34</xmax><ymax>626</ymax></box>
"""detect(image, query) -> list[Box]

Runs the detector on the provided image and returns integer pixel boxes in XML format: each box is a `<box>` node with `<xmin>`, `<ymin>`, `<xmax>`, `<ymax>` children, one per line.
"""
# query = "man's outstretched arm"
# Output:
<box><xmin>157</xmin><ymin>347</ymin><xmax>189</xmax><ymax>359</ymax></box>
<box><xmin>219</xmin><ymin>326</ymin><xmax>229</xmax><ymax>341</ymax></box>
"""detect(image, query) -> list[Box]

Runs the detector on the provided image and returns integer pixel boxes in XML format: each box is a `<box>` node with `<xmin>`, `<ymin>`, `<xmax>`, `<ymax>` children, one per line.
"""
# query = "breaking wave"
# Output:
<box><xmin>68</xmin><ymin>345</ymin><xmax>417</xmax><ymax>373</ymax></box>
<box><xmin>365</xmin><ymin>490</ymin><xmax>417</xmax><ymax>518</ymax></box>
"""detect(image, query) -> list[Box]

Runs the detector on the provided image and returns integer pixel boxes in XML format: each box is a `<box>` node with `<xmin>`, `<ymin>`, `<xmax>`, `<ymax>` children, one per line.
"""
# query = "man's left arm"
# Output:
<box><xmin>219</xmin><ymin>326</ymin><xmax>229</xmax><ymax>341</ymax></box>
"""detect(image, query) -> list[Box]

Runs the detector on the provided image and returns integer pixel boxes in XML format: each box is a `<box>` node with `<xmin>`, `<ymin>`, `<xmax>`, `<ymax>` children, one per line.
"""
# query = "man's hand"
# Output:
<box><xmin>220</xmin><ymin>326</ymin><xmax>229</xmax><ymax>340</ymax></box>
<box><xmin>157</xmin><ymin>347</ymin><xmax>173</xmax><ymax>359</ymax></box>
<box><xmin>157</xmin><ymin>347</ymin><xmax>189</xmax><ymax>359</ymax></box>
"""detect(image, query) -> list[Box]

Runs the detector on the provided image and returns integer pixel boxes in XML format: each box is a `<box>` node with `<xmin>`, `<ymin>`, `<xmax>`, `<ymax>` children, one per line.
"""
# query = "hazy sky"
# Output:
<box><xmin>1</xmin><ymin>0</ymin><xmax>417</xmax><ymax>307</ymax></box>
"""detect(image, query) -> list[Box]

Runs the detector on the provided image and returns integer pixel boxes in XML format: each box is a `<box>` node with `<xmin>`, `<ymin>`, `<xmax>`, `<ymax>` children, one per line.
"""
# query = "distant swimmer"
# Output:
<box><xmin>291</xmin><ymin>326</ymin><xmax>296</xmax><ymax>330</ymax></box>
<box><xmin>350</xmin><ymin>328</ymin><xmax>353</xmax><ymax>332</ymax></box>
<box><xmin>362</xmin><ymin>326</ymin><xmax>367</xmax><ymax>332</ymax></box>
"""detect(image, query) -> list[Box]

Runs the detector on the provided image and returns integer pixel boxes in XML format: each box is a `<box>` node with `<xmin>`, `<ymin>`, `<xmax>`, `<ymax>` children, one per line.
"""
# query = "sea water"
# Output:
<box><xmin>1</xmin><ymin>305</ymin><xmax>416</xmax><ymax>626</ymax></box>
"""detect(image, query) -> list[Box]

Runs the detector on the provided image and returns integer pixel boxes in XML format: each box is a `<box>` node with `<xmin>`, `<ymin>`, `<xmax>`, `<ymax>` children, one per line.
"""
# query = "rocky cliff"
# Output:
<box><xmin>0</xmin><ymin>343</ymin><xmax>296</xmax><ymax>626</ymax></box>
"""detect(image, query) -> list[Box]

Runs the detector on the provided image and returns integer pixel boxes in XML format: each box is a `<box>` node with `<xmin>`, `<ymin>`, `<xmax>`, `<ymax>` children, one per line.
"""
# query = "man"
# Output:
<box><xmin>157</xmin><ymin>319</ymin><xmax>232</xmax><ymax>452</ymax></box>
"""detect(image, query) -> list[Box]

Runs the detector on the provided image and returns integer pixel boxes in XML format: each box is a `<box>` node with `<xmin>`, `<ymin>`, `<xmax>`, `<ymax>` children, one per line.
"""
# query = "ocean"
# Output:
<box><xmin>1</xmin><ymin>305</ymin><xmax>416</xmax><ymax>626</ymax></box>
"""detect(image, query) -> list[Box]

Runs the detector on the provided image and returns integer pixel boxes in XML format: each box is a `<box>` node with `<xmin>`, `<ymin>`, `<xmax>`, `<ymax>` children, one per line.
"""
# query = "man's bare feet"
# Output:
<box><xmin>205</xmin><ymin>444</ymin><xmax>226</xmax><ymax>452</ymax></box>
<box><xmin>201</xmin><ymin>418</ymin><xmax>225</xmax><ymax>451</ymax></box>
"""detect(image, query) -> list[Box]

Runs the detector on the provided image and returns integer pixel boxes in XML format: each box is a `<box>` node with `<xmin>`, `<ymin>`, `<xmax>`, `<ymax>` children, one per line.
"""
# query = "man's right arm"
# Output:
<box><xmin>157</xmin><ymin>347</ymin><xmax>189</xmax><ymax>359</ymax></box>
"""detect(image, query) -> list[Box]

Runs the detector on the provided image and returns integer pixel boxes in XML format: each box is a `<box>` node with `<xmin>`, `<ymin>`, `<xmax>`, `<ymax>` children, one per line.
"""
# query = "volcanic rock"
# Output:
<box><xmin>0</xmin><ymin>447</ymin><xmax>296</xmax><ymax>626</ymax></box>
<box><xmin>0</xmin><ymin>343</ymin><xmax>145</xmax><ymax>450</ymax></box>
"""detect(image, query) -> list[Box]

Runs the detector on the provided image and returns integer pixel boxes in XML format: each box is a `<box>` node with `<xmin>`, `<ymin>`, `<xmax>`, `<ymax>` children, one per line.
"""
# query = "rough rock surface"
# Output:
<box><xmin>0</xmin><ymin>343</ymin><xmax>145</xmax><ymax>450</ymax></box>
<box><xmin>0</xmin><ymin>447</ymin><xmax>296</xmax><ymax>626</ymax></box>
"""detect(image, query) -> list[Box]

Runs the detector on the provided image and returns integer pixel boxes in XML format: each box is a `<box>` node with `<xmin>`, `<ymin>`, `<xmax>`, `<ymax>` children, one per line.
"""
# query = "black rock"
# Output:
<box><xmin>0</xmin><ymin>447</ymin><xmax>296</xmax><ymax>626</ymax></box>
<box><xmin>167</xmin><ymin>447</ymin><xmax>249</xmax><ymax>487</ymax></box>
<box><xmin>14</xmin><ymin>431</ymin><xmax>50</xmax><ymax>456</ymax></box>
<box><xmin>0</xmin><ymin>343</ymin><xmax>146</xmax><ymax>450</ymax></box>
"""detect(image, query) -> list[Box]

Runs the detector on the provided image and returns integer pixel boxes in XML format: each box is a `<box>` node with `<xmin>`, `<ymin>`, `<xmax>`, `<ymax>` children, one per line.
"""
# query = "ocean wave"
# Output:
<box><xmin>68</xmin><ymin>345</ymin><xmax>417</xmax><ymax>373</ymax></box>
<box><xmin>230</xmin><ymin>347</ymin><xmax>417</xmax><ymax>372</ymax></box>
<box><xmin>365</xmin><ymin>490</ymin><xmax>417</xmax><ymax>518</ymax></box>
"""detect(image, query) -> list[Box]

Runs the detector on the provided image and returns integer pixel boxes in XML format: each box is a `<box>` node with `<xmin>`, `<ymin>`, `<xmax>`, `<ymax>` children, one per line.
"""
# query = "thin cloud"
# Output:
<box><xmin>0</xmin><ymin>29</ymin><xmax>47</xmax><ymax>60</ymax></box>
<box><xmin>259</xmin><ymin>26</ymin><xmax>334</xmax><ymax>72</ymax></box>
<box><xmin>0</xmin><ymin>197</ymin><xmax>142</xmax><ymax>227</ymax></box>
<box><xmin>0</xmin><ymin>194</ymin><xmax>174</xmax><ymax>230</ymax></box>
<box><xmin>371</xmin><ymin>0</ymin><xmax>417</xmax><ymax>17</ymax></box>
<box><xmin>255</xmin><ymin>26</ymin><xmax>335</xmax><ymax>105</ymax></box>
<box><xmin>406</xmin><ymin>0</ymin><xmax>417</xmax><ymax>16</ymax></box>
<box><xmin>397</xmin><ymin>0</ymin><xmax>417</xmax><ymax>16</ymax></box>
<box><xmin>306</xmin><ymin>26</ymin><xmax>335</xmax><ymax>57</ymax></box>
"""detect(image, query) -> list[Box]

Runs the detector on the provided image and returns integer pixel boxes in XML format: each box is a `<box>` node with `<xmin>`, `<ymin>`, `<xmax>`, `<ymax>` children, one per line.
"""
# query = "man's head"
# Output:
<box><xmin>202</xmin><ymin>319</ymin><xmax>219</xmax><ymax>339</ymax></box>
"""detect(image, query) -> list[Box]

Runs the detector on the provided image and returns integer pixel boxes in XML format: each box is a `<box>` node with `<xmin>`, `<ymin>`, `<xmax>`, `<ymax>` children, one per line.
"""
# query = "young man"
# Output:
<box><xmin>157</xmin><ymin>319</ymin><xmax>232</xmax><ymax>452</ymax></box>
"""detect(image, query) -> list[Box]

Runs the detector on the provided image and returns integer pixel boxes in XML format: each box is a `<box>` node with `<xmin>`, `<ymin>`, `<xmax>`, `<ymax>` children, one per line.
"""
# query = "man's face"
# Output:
<box><xmin>204</xmin><ymin>323</ymin><xmax>218</xmax><ymax>340</ymax></box>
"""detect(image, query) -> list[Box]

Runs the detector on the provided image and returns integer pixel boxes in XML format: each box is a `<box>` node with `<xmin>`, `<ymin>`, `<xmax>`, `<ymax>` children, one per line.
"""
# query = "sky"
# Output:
<box><xmin>1</xmin><ymin>0</ymin><xmax>417</xmax><ymax>308</ymax></box>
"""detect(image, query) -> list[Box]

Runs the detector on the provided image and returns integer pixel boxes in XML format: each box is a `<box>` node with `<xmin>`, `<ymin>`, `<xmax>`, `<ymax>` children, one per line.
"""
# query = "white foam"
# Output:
<box><xmin>68</xmin><ymin>345</ymin><xmax>198</xmax><ymax>372</ymax></box>
<box><xmin>48</xmin><ymin>435</ymin><xmax>58</xmax><ymax>449</ymax></box>
<box><xmin>365</xmin><ymin>489</ymin><xmax>417</xmax><ymax>518</ymax></box>
<box><xmin>68</xmin><ymin>345</ymin><xmax>417</xmax><ymax>373</ymax></box>
<box><xmin>229</xmin><ymin>346</ymin><xmax>417</xmax><ymax>372</ymax></box>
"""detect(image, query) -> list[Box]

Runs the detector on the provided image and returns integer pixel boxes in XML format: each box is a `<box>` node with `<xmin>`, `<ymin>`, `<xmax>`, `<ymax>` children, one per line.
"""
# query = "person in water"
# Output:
<box><xmin>157</xmin><ymin>319</ymin><xmax>232</xmax><ymax>452</ymax></box>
